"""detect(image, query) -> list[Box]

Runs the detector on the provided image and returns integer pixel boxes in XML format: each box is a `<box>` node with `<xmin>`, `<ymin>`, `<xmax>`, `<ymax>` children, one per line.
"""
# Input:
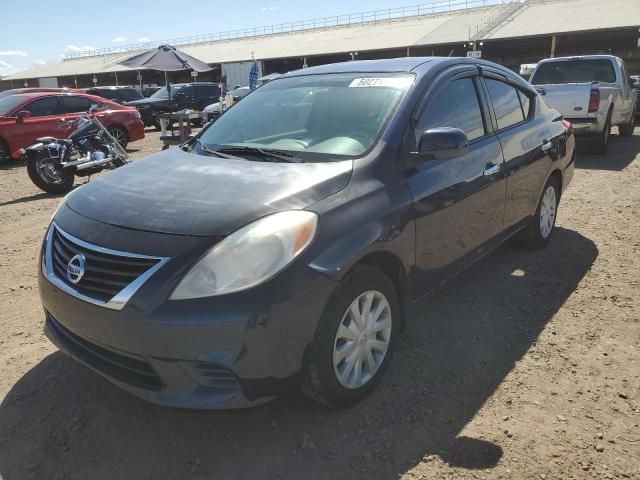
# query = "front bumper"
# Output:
<box><xmin>39</xmin><ymin>209</ymin><xmax>337</xmax><ymax>409</ymax></box>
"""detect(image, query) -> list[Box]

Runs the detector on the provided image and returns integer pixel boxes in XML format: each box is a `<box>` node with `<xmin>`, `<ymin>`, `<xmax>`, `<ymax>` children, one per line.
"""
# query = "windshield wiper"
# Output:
<box><xmin>193</xmin><ymin>139</ymin><xmax>245</xmax><ymax>160</ymax></box>
<box><xmin>216</xmin><ymin>145</ymin><xmax>304</xmax><ymax>163</ymax></box>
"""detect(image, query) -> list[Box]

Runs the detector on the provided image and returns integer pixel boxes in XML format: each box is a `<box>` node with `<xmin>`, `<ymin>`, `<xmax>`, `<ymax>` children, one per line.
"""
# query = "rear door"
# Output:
<box><xmin>10</xmin><ymin>95</ymin><xmax>65</xmax><ymax>147</ymax></box>
<box><xmin>194</xmin><ymin>84</ymin><xmax>220</xmax><ymax>110</ymax></box>
<box><xmin>481</xmin><ymin>69</ymin><xmax>556</xmax><ymax>228</ymax></box>
<box><xmin>406</xmin><ymin>65</ymin><xmax>506</xmax><ymax>295</ymax></box>
<box><xmin>60</xmin><ymin>95</ymin><xmax>100</xmax><ymax>133</ymax></box>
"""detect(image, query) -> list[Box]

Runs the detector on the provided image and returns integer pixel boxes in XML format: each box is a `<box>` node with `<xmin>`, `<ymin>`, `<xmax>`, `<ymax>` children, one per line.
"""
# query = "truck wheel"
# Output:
<box><xmin>303</xmin><ymin>264</ymin><xmax>399</xmax><ymax>407</ymax></box>
<box><xmin>520</xmin><ymin>176</ymin><xmax>560</xmax><ymax>249</ymax></box>
<box><xmin>27</xmin><ymin>151</ymin><xmax>74</xmax><ymax>194</ymax></box>
<box><xmin>619</xmin><ymin>109</ymin><xmax>636</xmax><ymax>137</ymax></box>
<box><xmin>590</xmin><ymin>114</ymin><xmax>611</xmax><ymax>154</ymax></box>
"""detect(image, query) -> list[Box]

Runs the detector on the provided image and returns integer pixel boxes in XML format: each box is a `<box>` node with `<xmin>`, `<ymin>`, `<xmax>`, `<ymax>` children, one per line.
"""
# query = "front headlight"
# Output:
<box><xmin>170</xmin><ymin>211</ymin><xmax>318</xmax><ymax>300</ymax></box>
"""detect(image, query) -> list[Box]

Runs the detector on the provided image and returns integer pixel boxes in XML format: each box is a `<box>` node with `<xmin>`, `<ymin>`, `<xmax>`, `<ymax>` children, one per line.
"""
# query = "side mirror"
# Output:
<box><xmin>417</xmin><ymin>127</ymin><xmax>469</xmax><ymax>160</ymax></box>
<box><xmin>16</xmin><ymin>110</ymin><xmax>32</xmax><ymax>121</ymax></box>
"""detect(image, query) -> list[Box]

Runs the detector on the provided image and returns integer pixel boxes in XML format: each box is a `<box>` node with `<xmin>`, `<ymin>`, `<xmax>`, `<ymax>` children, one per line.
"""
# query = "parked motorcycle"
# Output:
<box><xmin>25</xmin><ymin>107</ymin><xmax>129</xmax><ymax>194</ymax></box>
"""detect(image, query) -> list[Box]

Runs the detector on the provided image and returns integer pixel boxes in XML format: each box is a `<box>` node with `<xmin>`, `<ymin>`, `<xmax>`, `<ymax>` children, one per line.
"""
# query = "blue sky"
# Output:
<box><xmin>0</xmin><ymin>0</ymin><xmax>459</xmax><ymax>76</ymax></box>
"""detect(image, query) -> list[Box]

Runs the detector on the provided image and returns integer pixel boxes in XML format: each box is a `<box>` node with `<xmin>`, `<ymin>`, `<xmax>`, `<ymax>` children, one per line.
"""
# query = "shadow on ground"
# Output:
<box><xmin>0</xmin><ymin>228</ymin><xmax>597</xmax><ymax>480</ymax></box>
<box><xmin>575</xmin><ymin>129</ymin><xmax>640</xmax><ymax>171</ymax></box>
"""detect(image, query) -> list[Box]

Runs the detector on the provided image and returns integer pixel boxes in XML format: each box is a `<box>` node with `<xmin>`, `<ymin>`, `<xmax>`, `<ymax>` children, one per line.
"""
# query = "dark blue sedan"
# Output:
<box><xmin>39</xmin><ymin>57</ymin><xmax>574</xmax><ymax>409</ymax></box>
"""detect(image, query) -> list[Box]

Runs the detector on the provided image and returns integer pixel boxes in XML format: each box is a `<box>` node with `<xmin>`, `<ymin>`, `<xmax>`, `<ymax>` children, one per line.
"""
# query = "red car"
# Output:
<box><xmin>0</xmin><ymin>92</ymin><xmax>145</xmax><ymax>162</ymax></box>
<box><xmin>0</xmin><ymin>87</ymin><xmax>82</xmax><ymax>100</ymax></box>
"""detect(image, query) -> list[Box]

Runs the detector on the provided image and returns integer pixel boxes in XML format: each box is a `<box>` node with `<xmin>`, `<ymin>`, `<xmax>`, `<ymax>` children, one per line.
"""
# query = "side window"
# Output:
<box><xmin>518</xmin><ymin>90</ymin><xmax>531</xmax><ymax>119</ymax></box>
<box><xmin>416</xmin><ymin>77</ymin><xmax>486</xmax><ymax>142</ymax></box>
<box><xmin>62</xmin><ymin>96</ymin><xmax>95</xmax><ymax>113</ymax></box>
<box><xmin>195</xmin><ymin>85</ymin><xmax>216</xmax><ymax>98</ymax></box>
<box><xmin>485</xmin><ymin>78</ymin><xmax>525</xmax><ymax>130</ymax></box>
<box><xmin>177</xmin><ymin>86</ymin><xmax>193</xmax><ymax>97</ymax></box>
<box><xmin>23</xmin><ymin>97</ymin><xmax>61</xmax><ymax>117</ymax></box>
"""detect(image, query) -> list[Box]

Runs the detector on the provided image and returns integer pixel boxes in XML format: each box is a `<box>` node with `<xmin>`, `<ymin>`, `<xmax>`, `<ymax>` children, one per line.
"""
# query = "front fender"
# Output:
<box><xmin>307</xmin><ymin>206</ymin><xmax>415</xmax><ymax>282</ymax></box>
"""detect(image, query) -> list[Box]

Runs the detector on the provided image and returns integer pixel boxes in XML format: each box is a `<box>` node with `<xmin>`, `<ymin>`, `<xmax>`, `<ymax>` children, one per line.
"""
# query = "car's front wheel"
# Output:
<box><xmin>304</xmin><ymin>264</ymin><xmax>399</xmax><ymax>407</ymax></box>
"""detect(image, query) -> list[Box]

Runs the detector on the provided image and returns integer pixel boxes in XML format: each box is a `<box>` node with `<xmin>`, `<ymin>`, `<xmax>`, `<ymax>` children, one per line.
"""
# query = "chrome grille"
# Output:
<box><xmin>44</xmin><ymin>223</ymin><xmax>168</xmax><ymax>310</ymax></box>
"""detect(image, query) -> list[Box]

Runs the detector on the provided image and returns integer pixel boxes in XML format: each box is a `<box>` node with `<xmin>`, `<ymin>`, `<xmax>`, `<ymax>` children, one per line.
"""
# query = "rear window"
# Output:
<box><xmin>531</xmin><ymin>59</ymin><xmax>616</xmax><ymax>85</ymax></box>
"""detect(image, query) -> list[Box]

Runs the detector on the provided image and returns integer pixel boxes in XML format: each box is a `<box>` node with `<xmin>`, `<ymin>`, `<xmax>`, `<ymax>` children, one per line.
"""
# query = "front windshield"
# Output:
<box><xmin>198</xmin><ymin>73</ymin><xmax>413</xmax><ymax>160</ymax></box>
<box><xmin>150</xmin><ymin>84</ymin><xmax>184</xmax><ymax>99</ymax></box>
<box><xmin>0</xmin><ymin>95</ymin><xmax>27</xmax><ymax>115</ymax></box>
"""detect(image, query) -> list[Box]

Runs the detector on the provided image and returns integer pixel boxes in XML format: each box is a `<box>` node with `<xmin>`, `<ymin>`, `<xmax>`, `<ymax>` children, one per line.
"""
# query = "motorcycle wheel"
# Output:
<box><xmin>27</xmin><ymin>152</ymin><xmax>74</xmax><ymax>194</ymax></box>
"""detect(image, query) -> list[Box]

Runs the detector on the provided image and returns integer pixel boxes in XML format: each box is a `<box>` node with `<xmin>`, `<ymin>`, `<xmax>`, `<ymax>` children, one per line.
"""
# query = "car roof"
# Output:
<box><xmin>537</xmin><ymin>55</ymin><xmax>621</xmax><ymax>64</ymax></box>
<box><xmin>282</xmin><ymin>57</ymin><xmax>521</xmax><ymax>83</ymax></box>
<box><xmin>284</xmin><ymin>58</ymin><xmax>435</xmax><ymax>77</ymax></box>
<box><xmin>86</xmin><ymin>86</ymin><xmax>137</xmax><ymax>90</ymax></box>
<box><xmin>5</xmin><ymin>92</ymin><xmax>118</xmax><ymax>104</ymax></box>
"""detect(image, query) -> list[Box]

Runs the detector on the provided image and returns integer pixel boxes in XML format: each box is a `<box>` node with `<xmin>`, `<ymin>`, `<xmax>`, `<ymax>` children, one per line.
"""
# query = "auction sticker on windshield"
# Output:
<box><xmin>349</xmin><ymin>77</ymin><xmax>413</xmax><ymax>88</ymax></box>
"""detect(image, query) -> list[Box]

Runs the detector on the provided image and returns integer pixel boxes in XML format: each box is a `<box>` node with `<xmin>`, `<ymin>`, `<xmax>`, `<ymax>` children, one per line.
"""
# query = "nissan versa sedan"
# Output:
<box><xmin>39</xmin><ymin>57</ymin><xmax>575</xmax><ymax>409</ymax></box>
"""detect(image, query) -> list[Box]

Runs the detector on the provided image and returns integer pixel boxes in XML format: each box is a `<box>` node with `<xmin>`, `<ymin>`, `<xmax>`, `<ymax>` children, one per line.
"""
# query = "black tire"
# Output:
<box><xmin>152</xmin><ymin>120</ymin><xmax>162</xmax><ymax>131</ymax></box>
<box><xmin>520</xmin><ymin>175</ymin><xmax>561</xmax><ymax>249</ymax></box>
<box><xmin>0</xmin><ymin>139</ymin><xmax>9</xmax><ymax>166</ymax></box>
<box><xmin>619</xmin><ymin>109</ymin><xmax>636</xmax><ymax>137</ymax></box>
<box><xmin>107</xmin><ymin>126</ymin><xmax>129</xmax><ymax>149</ymax></box>
<box><xmin>26</xmin><ymin>151</ymin><xmax>74</xmax><ymax>194</ymax></box>
<box><xmin>590</xmin><ymin>112</ymin><xmax>611</xmax><ymax>154</ymax></box>
<box><xmin>303</xmin><ymin>264</ymin><xmax>400</xmax><ymax>407</ymax></box>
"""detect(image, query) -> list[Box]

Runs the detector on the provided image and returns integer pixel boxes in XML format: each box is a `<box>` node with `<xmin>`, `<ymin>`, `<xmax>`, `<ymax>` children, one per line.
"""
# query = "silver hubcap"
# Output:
<box><xmin>539</xmin><ymin>185</ymin><xmax>557</xmax><ymax>239</ymax></box>
<box><xmin>333</xmin><ymin>290</ymin><xmax>392</xmax><ymax>389</ymax></box>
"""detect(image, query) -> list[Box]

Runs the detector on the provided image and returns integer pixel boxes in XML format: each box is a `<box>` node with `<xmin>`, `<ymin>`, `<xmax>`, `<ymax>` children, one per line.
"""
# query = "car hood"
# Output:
<box><xmin>65</xmin><ymin>149</ymin><xmax>352</xmax><ymax>236</ymax></box>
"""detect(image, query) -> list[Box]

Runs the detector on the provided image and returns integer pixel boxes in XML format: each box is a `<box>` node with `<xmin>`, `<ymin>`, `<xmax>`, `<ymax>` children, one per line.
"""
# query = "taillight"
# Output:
<box><xmin>588</xmin><ymin>89</ymin><xmax>600</xmax><ymax>113</ymax></box>
<box><xmin>562</xmin><ymin>119</ymin><xmax>573</xmax><ymax>135</ymax></box>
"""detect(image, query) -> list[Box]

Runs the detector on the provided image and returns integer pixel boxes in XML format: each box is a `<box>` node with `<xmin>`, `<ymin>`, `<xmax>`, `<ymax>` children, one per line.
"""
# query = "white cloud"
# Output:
<box><xmin>112</xmin><ymin>36</ymin><xmax>128</xmax><ymax>43</ymax></box>
<box><xmin>32</xmin><ymin>60</ymin><xmax>46</xmax><ymax>66</ymax></box>
<box><xmin>261</xmin><ymin>5</ymin><xmax>277</xmax><ymax>11</ymax></box>
<box><xmin>137</xmin><ymin>36</ymin><xmax>150</xmax><ymax>43</ymax></box>
<box><xmin>0</xmin><ymin>50</ymin><xmax>28</xmax><ymax>57</ymax></box>
<box><xmin>65</xmin><ymin>44</ymin><xmax>96</xmax><ymax>53</ymax></box>
<box><xmin>0</xmin><ymin>60</ymin><xmax>16</xmax><ymax>75</ymax></box>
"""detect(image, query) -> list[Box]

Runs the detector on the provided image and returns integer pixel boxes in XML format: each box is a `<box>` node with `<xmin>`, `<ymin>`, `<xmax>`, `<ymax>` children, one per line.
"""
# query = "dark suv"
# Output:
<box><xmin>124</xmin><ymin>82</ymin><xmax>221</xmax><ymax>128</ymax></box>
<box><xmin>83</xmin><ymin>86</ymin><xmax>144</xmax><ymax>104</ymax></box>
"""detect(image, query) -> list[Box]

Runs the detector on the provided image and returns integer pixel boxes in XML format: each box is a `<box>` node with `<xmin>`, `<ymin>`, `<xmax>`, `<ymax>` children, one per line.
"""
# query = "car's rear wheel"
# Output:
<box><xmin>303</xmin><ymin>264</ymin><xmax>399</xmax><ymax>407</ymax></box>
<box><xmin>0</xmin><ymin>139</ymin><xmax>9</xmax><ymax>166</ymax></box>
<box><xmin>107</xmin><ymin>126</ymin><xmax>129</xmax><ymax>149</ymax></box>
<box><xmin>619</xmin><ymin>108</ymin><xmax>636</xmax><ymax>137</ymax></box>
<box><xmin>520</xmin><ymin>176</ymin><xmax>560</xmax><ymax>249</ymax></box>
<box><xmin>26</xmin><ymin>151</ymin><xmax>74</xmax><ymax>194</ymax></box>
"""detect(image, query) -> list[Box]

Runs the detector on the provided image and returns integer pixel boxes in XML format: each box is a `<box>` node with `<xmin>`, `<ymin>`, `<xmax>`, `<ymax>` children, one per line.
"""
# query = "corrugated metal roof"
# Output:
<box><xmin>489</xmin><ymin>0</ymin><xmax>640</xmax><ymax>39</ymax></box>
<box><xmin>5</xmin><ymin>0</ymin><xmax>639</xmax><ymax>81</ymax></box>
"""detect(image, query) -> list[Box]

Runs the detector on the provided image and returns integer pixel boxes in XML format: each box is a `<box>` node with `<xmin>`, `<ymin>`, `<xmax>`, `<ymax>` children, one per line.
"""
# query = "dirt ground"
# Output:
<box><xmin>0</xmin><ymin>127</ymin><xmax>639</xmax><ymax>480</ymax></box>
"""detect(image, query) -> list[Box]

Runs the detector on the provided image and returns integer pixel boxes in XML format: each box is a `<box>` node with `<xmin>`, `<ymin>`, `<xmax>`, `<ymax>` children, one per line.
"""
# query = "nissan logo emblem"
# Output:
<box><xmin>66</xmin><ymin>254</ymin><xmax>86</xmax><ymax>284</ymax></box>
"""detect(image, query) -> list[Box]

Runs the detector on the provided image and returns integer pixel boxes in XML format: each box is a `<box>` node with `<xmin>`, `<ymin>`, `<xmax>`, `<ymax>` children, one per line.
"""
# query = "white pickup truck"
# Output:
<box><xmin>530</xmin><ymin>55</ymin><xmax>637</xmax><ymax>154</ymax></box>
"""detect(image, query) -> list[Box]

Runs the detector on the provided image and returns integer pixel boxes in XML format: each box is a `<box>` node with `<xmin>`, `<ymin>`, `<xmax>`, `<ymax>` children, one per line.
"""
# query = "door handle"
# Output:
<box><xmin>483</xmin><ymin>163</ymin><xmax>500</xmax><ymax>176</ymax></box>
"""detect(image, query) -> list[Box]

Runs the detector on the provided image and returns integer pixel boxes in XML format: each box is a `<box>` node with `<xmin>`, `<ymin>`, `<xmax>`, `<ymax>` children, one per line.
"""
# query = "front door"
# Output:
<box><xmin>7</xmin><ymin>96</ymin><xmax>64</xmax><ymax>153</ymax></box>
<box><xmin>405</xmin><ymin>66</ymin><xmax>506</xmax><ymax>297</ymax></box>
